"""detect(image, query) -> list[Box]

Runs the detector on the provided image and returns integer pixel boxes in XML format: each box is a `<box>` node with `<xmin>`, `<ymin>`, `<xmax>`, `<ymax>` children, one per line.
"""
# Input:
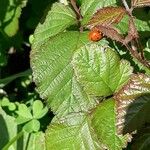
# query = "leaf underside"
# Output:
<box><xmin>114</xmin><ymin>74</ymin><xmax>150</xmax><ymax>134</ymax></box>
<box><xmin>132</xmin><ymin>0</ymin><xmax>150</xmax><ymax>7</ymax></box>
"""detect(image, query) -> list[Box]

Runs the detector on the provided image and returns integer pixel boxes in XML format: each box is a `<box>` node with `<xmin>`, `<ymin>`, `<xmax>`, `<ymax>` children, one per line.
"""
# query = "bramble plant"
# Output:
<box><xmin>0</xmin><ymin>0</ymin><xmax>150</xmax><ymax>149</ymax></box>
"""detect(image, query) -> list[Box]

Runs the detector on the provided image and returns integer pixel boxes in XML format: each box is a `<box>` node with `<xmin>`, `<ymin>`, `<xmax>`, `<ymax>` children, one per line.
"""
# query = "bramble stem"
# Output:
<box><xmin>121</xmin><ymin>0</ymin><xmax>150</xmax><ymax>68</ymax></box>
<box><xmin>70</xmin><ymin>0</ymin><xmax>83</xmax><ymax>32</ymax></box>
<box><xmin>122</xmin><ymin>0</ymin><xmax>130</xmax><ymax>11</ymax></box>
<box><xmin>70</xmin><ymin>0</ymin><xmax>81</xmax><ymax>20</ymax></box>
<box><xmin>125</xmin><ymin>44</ymin><xmax>150</xmax><ymax>68</ymax></box>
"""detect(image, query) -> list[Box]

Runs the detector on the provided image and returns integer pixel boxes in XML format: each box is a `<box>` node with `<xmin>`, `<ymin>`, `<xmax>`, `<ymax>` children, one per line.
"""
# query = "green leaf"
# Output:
<box><xmin>16</xmin><ymin>116</ymin><xmax>31</xmax><ymax>125</ymax></box>
<box><xmin>32</xmin><ymin>100</ymin><xmax>48</xmax><ymax>119</ymax></box>
<box><xmin>116</xmin><ymin>15</ymin><xmax>150</xmax><ymax>35</ymax></box>
<box><xmin>31</xmin><ymin>31</ymin><xmax>78</xmax><ymax>100</ymax></box>
<box><xmin>1</xmin><ymin>97</ymin><xmax>9</xmax><ymax>106</ymax></box>
<box><xmin>0</xmin><ymin>69</ymin><xmax>31</xmax><ymax>88</ymax></box>
<box><xmin>81</xmin><ymin>0</ymin><xmax>117</xmax><ymax>25</ymax></box>
<box><xmin>133</xmin><ymin>17</ymin><xmax>150</xmax><ymax>33</ymax></box>
<box><xmin>33</xmin><ymin>2</ymin><xmax>77</xmax><ymax>48</ymax></box>
<box><xmin>23</xmin><ymin>119</ymin><xmax>40</xmax><ymax>133</ymax></box>
<box><xmin>0</xmin><ymin>107</ymin><xmax>45</xmax><ymax>150</ymax></box>
<box><xmin>132</xmin><ymin>58</ymin><xmax>150</xmax><ymax>76</ymax></box>
<box><xmin>132</xmin><ymin>133</ymin><xmax>150</xmax><ymax>150</ymax></box>
<box><xmin>31</xmin><ymin>31</ymin><xmax>98</xmax><ymax>118</ymax></box>
<box><xmin>8</xmin><ymin>103</ymin><xmax>16</xmax><ymax>111</ymax></box>
<box><xmin>46</xmin><ymin>99</ymin><xmax>128</xmax><ymax>150</ymax></box>
<box><xmin>114</xmin><ymin>74</ymin><xmax>150</xmax><ymax>134</ymax></box>
<box><xmin>72</xmin><ymin>44</ymin><xmax>133</xmax><ymax>97</ymax></box>
<box><xmin>0</xmin><ymin>0</ymin><xmax>27</xmax><ymax>37</ymax></box>
<box><xmin>46</xmin><ymin>113</ymin><xmax>103</xmax><ymax>150</ymax></box>
<box><xmin>24</xmin><ymin>132</ymin><xmax>46</xmax><ymax>150</ymax></box>
<box><xmin>1</xmin><ymin>97</ymin><xmax>16</xmax><ymax>111</ymax></box>
<box><xmin>91</xmin><ymin>99</ymin><xmax>128</xmax><ymax>150</ymax></box>
<box><xmin>129</xmin><ymin>125</ymin><xmax>150</xmax><ymax>150</ymax></box>
<box><xmin>16</xmin><ymin>104</ymin><xmax>32</xmax><ymax>124</ymax></box>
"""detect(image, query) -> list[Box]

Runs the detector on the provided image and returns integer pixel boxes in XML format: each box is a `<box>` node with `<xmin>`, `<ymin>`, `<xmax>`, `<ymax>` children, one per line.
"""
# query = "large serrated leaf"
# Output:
<box><xmin>132</xmin><ymin>0</ymin><xmax>150</xmax><ymax>7</ymax></box>
<box><xmin>24</xmin><ymin>132</ymin><xmax>46</xmax><ymax>150</ymax></box>
<box><xmin>33</xmin><ymin>2</ymin><xmax>77</xmax><ymax>48</ymax></box>
<box><xmin>114</xmin><ymin>74</ymin><xmax>150</xmax><ymax>134</ymax></box>
<box><xmin>72</xmin><ymin>44</ymin><xmax>133</xmax><ymax>97</ymax></box>
<box><xmin>31</xmin><ymin>31</ymin><xmax>98</xmax><ymax>118</ymax></box>
<box><xmin>0</xmin><ymin>0</ymin><xmax>27</xmax><ymax>37</ymax></box>
<box><xmin>87</xmin><ymin>7</ymin><xmax>126</xmax><ymax>28</ymax></box>
<box><xmin>90</xmin><ymin>99</ymin><xmax>128</xmax><ymax>150</ymax></box>
<box><xmin>46</xmin><ymin>99</ymin><xmax>128</xmax><ymax>150</ymax></box>
<box><xmin>45</xmin><ymin>113</ymin><xmax>102</xmax><ymax>150</ymax></box>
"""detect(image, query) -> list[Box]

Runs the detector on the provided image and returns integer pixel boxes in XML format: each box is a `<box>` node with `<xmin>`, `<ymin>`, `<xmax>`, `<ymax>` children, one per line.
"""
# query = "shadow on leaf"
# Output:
<box><xmin>123</xmin><ymin>93</ymin><xmax>150</xmax><ymax>134</ymax></box>
<box><xmin>0</xmin><ymin>114</ymin><xmax>9</xmax><ymax>149</ymax></box>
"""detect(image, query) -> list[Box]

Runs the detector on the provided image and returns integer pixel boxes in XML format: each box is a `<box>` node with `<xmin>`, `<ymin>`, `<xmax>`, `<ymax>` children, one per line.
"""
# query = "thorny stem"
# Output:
<box><xmin>122</xmin><ymin>0</ymin><xmax>134</xmax><ymax>16</ymax></box>
<box><xmin>70</xmin><ymin>0</ymin><xmax>83</xmax><ymax>32</ymax></box>
<box><xmin>135</xmin><ymin>38</ymin><xmax>145</xmax><ymax>59</ymax></box>
<box><xmin>127</xmin><ymin>15</ymin><xmax>146</xmax><ymax>60</ymax></box>
<box><xmin>70</xmin><ymin>0</ymin><xmax>80</xmax><ymax>19</ymax></box>
<box><xmin>122</xmin><ymin>0</ymin><xmax>130</xmax><ymax>11</ymax></box>
<box><xmin>125</xmin><ymin>43</ymin><xmax>150</xmax><ymax>68</ymax></box>
<box><xmin>122</xmin><ymin>0</ymin><xmax>150</xmax><ymax>68</ymax></box>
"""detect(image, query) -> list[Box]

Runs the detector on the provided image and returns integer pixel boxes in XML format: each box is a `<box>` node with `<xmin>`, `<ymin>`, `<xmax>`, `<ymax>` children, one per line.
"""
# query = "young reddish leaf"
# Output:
<box><xmin>96</xmin><ymin>25</ymin><xmax>124</xmax><ymax>43</ymax></box>
<box><xmin>87</xmin><ymin>7</ymin><xmax>126</xmax><ymax>29</ymax></box>
<box><xmin>132</xmin><ymin>0</ymin><xmax>150</xmax><ymax>8</ymax></box>
<box><xmin>114</xmin><ymin>74</ymin><xmax>150</xmax><ymax>135</ymax></box>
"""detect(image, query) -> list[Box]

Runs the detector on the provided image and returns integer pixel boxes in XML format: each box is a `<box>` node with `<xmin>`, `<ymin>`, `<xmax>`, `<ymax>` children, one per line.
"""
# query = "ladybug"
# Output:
<box><xmin>88</xmin><ymin>28</ymin><xmax>103</xmax><ymax>42</ymax></box>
